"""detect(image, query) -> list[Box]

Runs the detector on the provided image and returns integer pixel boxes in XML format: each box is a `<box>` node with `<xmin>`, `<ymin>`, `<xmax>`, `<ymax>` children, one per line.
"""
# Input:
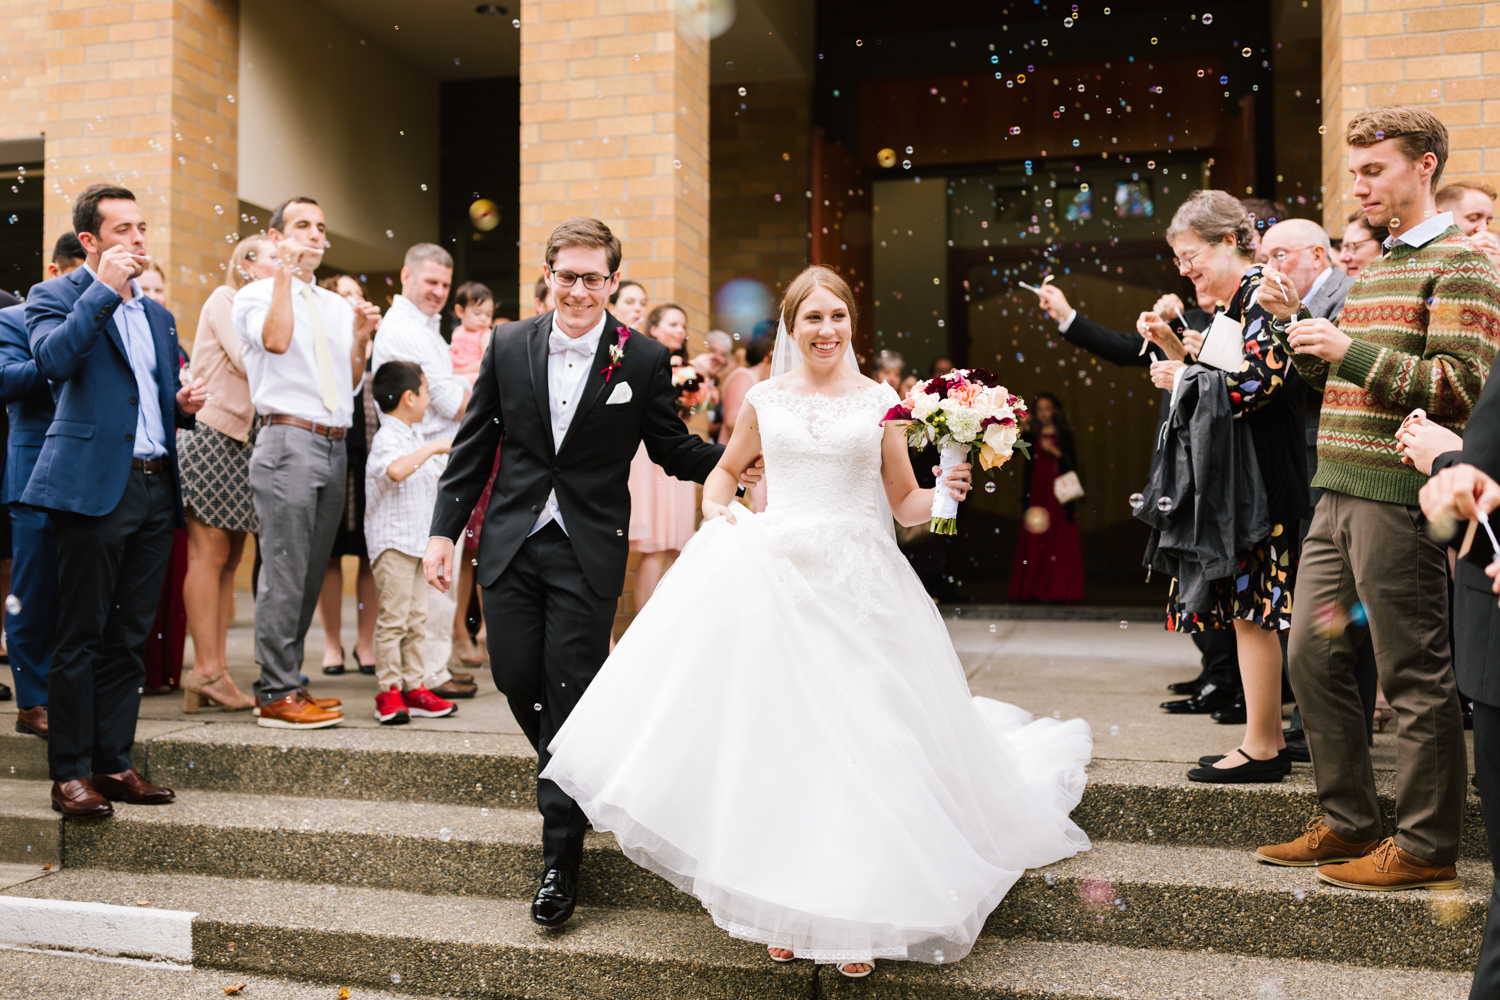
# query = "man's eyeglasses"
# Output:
<box><xmin>549</xmin><ymin>267</ymin><xmax>615</xmax><ymax>290</ymax></box>
<box><xmin>1171</xmin><ymin>245</ymin><xmax>1211</xmax><ymax>272</ymax></box>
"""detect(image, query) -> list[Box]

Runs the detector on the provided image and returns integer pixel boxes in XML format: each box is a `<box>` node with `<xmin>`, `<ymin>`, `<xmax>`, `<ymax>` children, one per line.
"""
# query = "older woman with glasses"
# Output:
<box><xmin>1138</xmin><ymin>190</ymin><xmax>1310</xmax><ymax>785</ymax></box>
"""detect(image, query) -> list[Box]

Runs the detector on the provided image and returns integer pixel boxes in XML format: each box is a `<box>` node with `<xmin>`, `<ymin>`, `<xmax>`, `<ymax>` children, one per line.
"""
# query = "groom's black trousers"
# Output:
<box><xmin>482</xmin><ymin>521</ymin><xmax>616</xmax><ymax>873</ymax></box>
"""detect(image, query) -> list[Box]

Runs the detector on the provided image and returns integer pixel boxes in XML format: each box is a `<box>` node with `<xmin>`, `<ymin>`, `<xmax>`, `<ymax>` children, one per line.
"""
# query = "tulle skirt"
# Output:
<box><xmin>627</xmin><ymin>443</ymin><xmax>698</xmax><ymax>553</ymax></box>
<box><xmin>544</xmin><ymin>502</ymin><xmax>1093</xmax><ymax>966</ymax></box>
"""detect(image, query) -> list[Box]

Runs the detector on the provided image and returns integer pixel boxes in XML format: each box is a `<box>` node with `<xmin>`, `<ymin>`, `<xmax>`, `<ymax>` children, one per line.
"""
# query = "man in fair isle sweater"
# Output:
<box><xmin>1254</xmin><ymin>106</ymin><xmax>1500</xmax><ymax>890</ymax></box>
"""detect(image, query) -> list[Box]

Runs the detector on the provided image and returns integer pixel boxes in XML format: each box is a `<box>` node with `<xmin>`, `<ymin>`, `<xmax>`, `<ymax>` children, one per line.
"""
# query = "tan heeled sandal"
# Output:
<box><xmin>183</xmin><ymin>670</ymin><xmax>256</xmax><ymax>713</ymax></box>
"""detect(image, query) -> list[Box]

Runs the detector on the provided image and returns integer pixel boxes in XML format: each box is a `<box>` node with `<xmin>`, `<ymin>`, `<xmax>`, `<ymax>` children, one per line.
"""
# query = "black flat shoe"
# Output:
<box><xmin>531</xmin><ymin>868</ymin><xmax>578</xmax><ymax>927</ymax></box>
<box><xmin>1211</xmin><ymin>692</ymin><xmax>1247</xmax><ymax>724</ymax></box>
<box><xmin>1168</xmin><ymin>675</ymin><xmax>1207</xmax><ymax>696</ymax></box>
<box><xmin>1198</xmin><ymin>748</ymin><xmax>1294</xmax><ymax>773</ymax></box>
<box><xmin>1187</xmin><ymin>748</ymin><xmax>1285</xmax><ymax>784</ymax></box>
<box><xmin>322</xmin><ymin>646</ymin><xmax>347</xmax><ymax>675</ymax></box>
<box><xmin>1161</xmin><ymin>681</ymin><xmax>1237</xmax><ymax>715</ymax></box>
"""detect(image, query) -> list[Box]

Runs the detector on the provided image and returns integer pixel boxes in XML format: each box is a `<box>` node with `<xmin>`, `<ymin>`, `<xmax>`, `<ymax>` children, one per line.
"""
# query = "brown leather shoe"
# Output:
<box><xmin>256</xmin><ymin>691</ymin><xmax>343</xmax><ymax>729</ymax></box>
<box><xmin>1317</xmin><ymin>838</ymin><xmax>1460</xmax><ymax>891</ymax></box>
<box><xmin>300</xmin><ymin>688</ymin><xmax>341</xmax><ymax>709</ymax></box>
<box><xmin>51</xmin><ymin>779</ymin><xmax>113</xmax><ymax>818</ymax></box>
<box><xmin>91</xmin><ymin>768</ymin><xmax>175</xmax><ymax>805</ymax></box>
<box><xmin>1255</xmin><ymin>815</ymin><xmax>1381</xmax><ymax>867</ymax></box>
<box><xmin>15</xmin><ymin>704</ymin><xmax>47</xmax><ymax>738</ymax></box>
<box><xmin>431</xmin><ymin>680</ymin><xmax>477</xmax><ymax>700</ymax></box>
<box><xmin>449</xmin><ymin>672</ymin><xmax>474</xmax><ymax>685</ymax></box>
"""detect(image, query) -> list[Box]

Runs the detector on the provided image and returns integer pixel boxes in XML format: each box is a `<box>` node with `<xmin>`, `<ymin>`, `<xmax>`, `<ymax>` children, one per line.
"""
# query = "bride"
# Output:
<box><xmin>542</xmin><ymin>265</ymin><xmax>1093</xmax><ymax>978</ymax></box>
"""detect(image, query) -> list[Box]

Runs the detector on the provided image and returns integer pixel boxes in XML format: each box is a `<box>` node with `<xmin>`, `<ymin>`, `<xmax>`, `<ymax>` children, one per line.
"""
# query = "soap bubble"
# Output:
<box><xmin>1202</xmin><ymin>12</ymin><xmax>1214</xmax><ymax>24</ymax></box>
<box><xmin>4</xmin><ymin>595</ymin><xmax>19</xmax><ymax>615</ymax></box>
<box><xmin>1242</xmin><ymin>47</ymin><xmax>1252</xmax><ymax>57</ymax></box>
<box><xmin>1119</xmin><ymin>621</ymin><xmax>1128</xmax><ymax>629</ymax></box>
<box><xmin>392</xmin><ymin>973</ymin><xmax>402</xmax><ymax>984</ymax></box>
<box><xmin>672</xmin><ymin>159</ymin><xmax>682</xmax><ymax>169</ymax></box>
<box><xmin>1155</xmin><ymin>496</ymin><xmax>1173</xmax><ymax>513</ymax></box>
<box><xmin>1023</xmin><ymin>506</ymin><xmax>1051</xmax><ymax>534</ymax></box>
<box><xmin>984</xmin><ymin>481</ymin><xmax>997</xmax><ymax>493</ymax></box>
<box><xmin>1063</xmin><ymin>17</ymin><xmax>1074</xmax><ymax>26</ymax></box>
<box><xmin>1318</xmin><ymin>126</ymin><xmax>1327</xmax><ymax>134</ymax></box>
<box><xmin>737</xmin><ymin>86</ymin><xmax>746</xmax><ymax>96</ymax></box>
<box><xmin>1375</xmin><ymin>130</ymin><xmax>1385</xmax><ymax>140</ymax></box>
<box><xmin>1311</xmin><ymin>602</ymin><xmax>1348</xmax><ymax>639</ymax></box>
<box><xmin>934</xmin><ymin>949</ymin><xmax>946</xmax><ymax>963</ymax></box>
<box><xmin>877</xmin><ymin>148</ymin><xmax>896</xmax><ymax>167</ymax></box>
<box><xmin>534</xmin><ymin>703</ymin><xmax>543</xmax><ymax>711</ymax></box>
<box><xmin>1347</xmin><ymin>602</ymin><xmax>1368</xmax><ymax>628</ymax></box>
<box><xmin>989</xmin><ymin>624</ymin><xmax>997</xmax><ymax>632</ymax></box>
<box><xmin>1109</xmin><ymin>724</ymin><xmax>1121</xmax><ymax>736</ymax></box>
<box><xmin>1390</xmin><ymin>218</ymin><xmax>1400</xmax><ymax>227</ymax></box>
<box><xmin>1079</xmin><ymin>874</ymin><xmax>1115</xmax><ymax>912</ymax></box>
<box><xmin>469</xmin><ymin>199</ymin><xmax>499</xmax><ymax>231</ymax></box>
<box><xmin>1128</xmin><ymin>493</ymin><xmax>1144</xmax><ymax>510</ymax></box>
<box><xmin>438</xmin><ymin>828</ymin><xmax>453</xmax><ymax>842</ymax></box>
<box><xmin>902</xmin><ymin>159</ymin><xmax>912</xmax><ymax>169</ymax></box>
<box><xmin>1429</xmin><ymin>891</ymin><xmax>1465</xmax><ymax>926</ymax></box>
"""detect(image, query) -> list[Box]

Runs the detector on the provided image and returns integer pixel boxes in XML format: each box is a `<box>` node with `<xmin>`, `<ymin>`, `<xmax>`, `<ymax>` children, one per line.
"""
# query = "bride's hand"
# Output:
<box><xmin>934</xmin><ymin>461</ymin><xmax>973</xmax><ymax>502</ymax></box>
<box><xmin>703</xmin><ymin>499</ymin><xmax>738</xmax><ymax>525</ymax></box>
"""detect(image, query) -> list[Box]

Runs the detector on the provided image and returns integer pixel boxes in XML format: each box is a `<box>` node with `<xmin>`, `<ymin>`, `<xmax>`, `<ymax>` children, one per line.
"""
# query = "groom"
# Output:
<box><xmin>426</xmin><ymin>217</ymin><xmax>747</xmax><ymax>927</ymax></box>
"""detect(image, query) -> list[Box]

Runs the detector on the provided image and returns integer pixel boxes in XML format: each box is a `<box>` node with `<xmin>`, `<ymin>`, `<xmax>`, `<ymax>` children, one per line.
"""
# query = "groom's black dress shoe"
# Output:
<box><xmin>1160</xmin><ymin>681</ymin><xmax>1236</xmax><ymax>715</ymax></box>
<box><xmin>532</xmin><ymin>868</ymin><xmax>578</xmax><ymax>927</ymax></box>
<box><xmin>1167</xmin><ymin>675</ymin><xmax>1207</xmax><ymax>696</ymax></box>
<box><xmin>1211</xmin><ymin>691</ymin><xmax>1247</xmax><ymax>725</ymax></box>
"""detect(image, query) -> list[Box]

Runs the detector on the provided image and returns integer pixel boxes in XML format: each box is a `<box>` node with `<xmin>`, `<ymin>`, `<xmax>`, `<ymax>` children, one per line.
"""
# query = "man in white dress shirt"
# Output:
<box><xmin>372</xmin><ymin>244</ymin><xmax>474</xmax><ymax>697</ymax></box>
<box><xmin>233</xmin><ymin>197</ymin><xmax>380</xmax><ymax>728</ymax></box>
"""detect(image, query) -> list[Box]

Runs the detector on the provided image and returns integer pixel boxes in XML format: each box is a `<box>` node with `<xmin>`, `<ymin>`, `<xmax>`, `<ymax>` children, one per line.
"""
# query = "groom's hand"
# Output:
<box><xmin>424</xmin><ymin>536</ymin><xmax>455</xmax><ymax>593</ymax></box>
<box><xmin>738</xmin><ymin>455</ymin><xmax>765</xmax><ymax>490</ymax></box>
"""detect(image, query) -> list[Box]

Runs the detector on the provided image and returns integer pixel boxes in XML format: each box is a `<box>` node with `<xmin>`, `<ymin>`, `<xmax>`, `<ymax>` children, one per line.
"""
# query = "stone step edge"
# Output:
<box><xmin>1</xmin><ymin>870</ymin><xmax>1476</xmax><ymax>999</ymax></box>
<box><xmin>0</xmin><ymin>894</ymin><xmax>194</xmax><ymax>964</ymax></box>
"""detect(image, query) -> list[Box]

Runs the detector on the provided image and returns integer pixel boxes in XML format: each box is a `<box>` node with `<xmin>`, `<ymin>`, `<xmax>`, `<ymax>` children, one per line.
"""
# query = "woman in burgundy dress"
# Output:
<box><xmin>1008</xmin><ymin>392</ymin><xmax>1085</xmax><ymax>602</ymax></box>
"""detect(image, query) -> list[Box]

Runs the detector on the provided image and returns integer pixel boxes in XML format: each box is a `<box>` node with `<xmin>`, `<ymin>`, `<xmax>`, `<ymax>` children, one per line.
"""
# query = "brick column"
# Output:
<box><xmin>519</xmin><ymin>0</ymin><xmax>710</xmax><ymax>341</ymax></box>
<box><xmin>1321</xmin><ymin>0</ymin><xmax>1499</xmax><ymax>231</ymax></box>
<box><xmin>39</xmin><ymin>0</ymin><xmax>238</xmax><ymax>342</ymax></box>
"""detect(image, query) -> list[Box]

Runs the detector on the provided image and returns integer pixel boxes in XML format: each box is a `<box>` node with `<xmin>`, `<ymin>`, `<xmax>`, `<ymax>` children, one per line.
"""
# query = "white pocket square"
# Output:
<box><xmin>605</xmin><ymin>382</ymin><xmax>633</xmax><ymax>405</ymax></box>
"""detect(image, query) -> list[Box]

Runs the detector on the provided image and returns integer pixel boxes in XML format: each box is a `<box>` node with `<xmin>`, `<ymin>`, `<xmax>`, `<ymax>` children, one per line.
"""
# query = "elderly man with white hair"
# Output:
<box><xmin>371</xmin><ymin>243</ymin><xmax>475</xmax><ymax>699</ymax></box>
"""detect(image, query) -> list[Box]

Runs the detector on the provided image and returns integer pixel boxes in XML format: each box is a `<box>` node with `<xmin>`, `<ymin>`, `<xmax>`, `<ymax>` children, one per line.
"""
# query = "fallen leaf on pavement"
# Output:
<box><xmin>222</xmin><ymin>985</ymin><xmax>246</xmax><ymax>996</ymax></box>
<box><xmin>135</xmin><ymin>900</ymin><xmax>150</xmax><ymax>906</ymax></box>
<box><xmin>338</xmin><ymin>988</ymin><xmax>350</xmax><ymax>999</ymax></box>
<box><xmin>40</xmin><ymin>863</ymin><xmax>51</xmax><ymax>871</ymax></box>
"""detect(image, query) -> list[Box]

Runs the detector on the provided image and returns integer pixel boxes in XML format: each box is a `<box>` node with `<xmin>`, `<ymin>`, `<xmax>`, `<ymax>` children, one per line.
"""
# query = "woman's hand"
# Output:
<box><xmin>1397</xmin><ymin>418</ymin><xmax>1463</xmax><ymax>475</ymax></box>
<box><xmin>702</xmin><ymin>499</ymin><xmax>738</xmax><ymax>525</ymax></box>
<box><xmin>1182</xmin><ymin>326</ymin><xmax>1205</xmax><ymax>356</ymax></box>
<box><xmin>935</xmin><ymin>461</ymin><xmax>973</xmax><ymax>502</ymax></box>
<box><xmin>1040</xmin><ymin>436</ymin><xmax>1062</xmax><ymax>458</ymax></box>
<box><xmin>1137</xmin><ymin>312</ymin><xmax>1187</xmax><ymax>361</ymax></box>
<box><xmin>1150</xmin><ymin>359</ymin><xmax>1185</xmax><ymax>391</ymax></box>
<box><xmin>1152</xmin><ymin>293</ymin><xmax>1185</xmax><ymax>321</ymax></box>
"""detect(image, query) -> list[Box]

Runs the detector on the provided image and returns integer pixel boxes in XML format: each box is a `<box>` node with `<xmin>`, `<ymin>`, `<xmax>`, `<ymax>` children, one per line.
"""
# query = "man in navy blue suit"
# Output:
<box><xmin>0</xmin><ymin>234</ymin><xmax>84</xmax><ymax>741</ymax></box>
<box><xmin>23</xmin><ymin>184</ymin><xmax>207</xmax><ymax>818</ymax></box>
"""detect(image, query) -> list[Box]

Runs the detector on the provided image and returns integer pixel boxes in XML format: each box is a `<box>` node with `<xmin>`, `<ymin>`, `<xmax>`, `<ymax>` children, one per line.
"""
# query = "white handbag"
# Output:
<box><xmin>1053</xmin><ymin>470</ymin><xmax>1085</xmax><ymax>504</ymax></box>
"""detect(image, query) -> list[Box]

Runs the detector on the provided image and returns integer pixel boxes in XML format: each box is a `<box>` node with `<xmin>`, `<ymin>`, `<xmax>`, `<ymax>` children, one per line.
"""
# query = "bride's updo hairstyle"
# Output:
<box><xmin>779</xmin><ymin>265</ymin><xmax>859</xmax><ymax>331</ymax></box>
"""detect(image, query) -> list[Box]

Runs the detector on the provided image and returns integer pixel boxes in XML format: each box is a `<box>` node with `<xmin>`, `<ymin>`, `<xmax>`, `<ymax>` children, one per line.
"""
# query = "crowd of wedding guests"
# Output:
<box><xmin>0</xmin><ymin>183</ymin><xmax>746</xmax><ymax>817</ymax></box>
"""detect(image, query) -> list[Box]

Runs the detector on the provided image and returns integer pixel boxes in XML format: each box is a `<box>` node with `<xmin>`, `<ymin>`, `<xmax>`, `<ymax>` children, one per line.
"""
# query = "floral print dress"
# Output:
<box><xmin>1166</xmin><ymin>267</ymin><xmax>1300</xmax><ymax>634</ymax></box>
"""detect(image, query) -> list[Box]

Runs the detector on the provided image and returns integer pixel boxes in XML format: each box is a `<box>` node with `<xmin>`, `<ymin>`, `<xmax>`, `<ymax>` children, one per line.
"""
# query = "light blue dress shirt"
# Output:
<box><xmin>83</xmin><ymin>264</ymin><xmax>168</xmax><ymax>459</ymax></box>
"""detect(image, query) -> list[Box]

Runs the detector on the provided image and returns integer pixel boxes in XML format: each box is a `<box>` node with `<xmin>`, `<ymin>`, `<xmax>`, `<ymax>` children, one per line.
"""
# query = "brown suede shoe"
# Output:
<box><xmin>51</xmin><ymin>779</ymin><xmax>113</xmax><ymax>818</ymax></box>
<box><xmin>15</xmin><ymin>704</ymin><xmax>47</xmax><ymax>739</ymax></box>
<box><xmin>91</xmin><ymin>768</ymin><xmax>175</xmax><ymax>805</ymax></box>
<box><xmin>1317</xmin><ymin>838</ymin><xmax>1460</xmax><ymax>891</ymax></box>
<box><xmin>1255</xmin><ymin>815</ymin><xmax>1381</xmax><ymax>867</ymax></box>
<box><xmin>256</xmin><ymin>691</ymin><xmax>343</xmax><ymax>729</ymax></box>
<box><xmin>431</xmin><ymin>680</ymin><xmax>477</xmax><ymax>700</ymax></box>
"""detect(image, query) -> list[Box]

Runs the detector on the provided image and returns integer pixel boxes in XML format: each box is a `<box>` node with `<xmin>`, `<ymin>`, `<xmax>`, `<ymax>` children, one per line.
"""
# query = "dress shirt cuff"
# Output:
<box><xmin>1057</xmin><ymin>309</ymin><xmax>1077</xmax><ymax>333</ymax></box>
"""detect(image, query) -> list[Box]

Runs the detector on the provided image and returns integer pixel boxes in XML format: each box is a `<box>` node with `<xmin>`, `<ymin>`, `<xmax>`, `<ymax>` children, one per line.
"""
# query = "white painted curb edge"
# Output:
<box><xmin>0</xmin><ymin>896</ymin><xmax>195</xmax><ymax>964</ymax></box>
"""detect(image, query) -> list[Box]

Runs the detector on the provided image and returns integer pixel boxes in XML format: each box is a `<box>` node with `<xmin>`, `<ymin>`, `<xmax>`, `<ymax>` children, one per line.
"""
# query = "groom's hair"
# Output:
<box><xmin>545</xmin><ymin>217</ymin><xmax>622</xmax><ymax>274</ymax></box>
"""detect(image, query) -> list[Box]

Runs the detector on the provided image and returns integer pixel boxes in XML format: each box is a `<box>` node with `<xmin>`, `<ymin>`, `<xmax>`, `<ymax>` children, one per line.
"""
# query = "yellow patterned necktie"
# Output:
<box><xmin>298</xmin><ymin>283</ymin><xmax>340</xmax><ymax>413</ymax></box>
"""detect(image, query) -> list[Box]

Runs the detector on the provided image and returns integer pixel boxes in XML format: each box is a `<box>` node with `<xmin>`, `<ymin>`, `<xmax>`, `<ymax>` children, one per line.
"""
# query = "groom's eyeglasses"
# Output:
<box><xmin>549</xmin><ymin>267</ymin><xmax>615</xmax><ymax>290</ymax></box>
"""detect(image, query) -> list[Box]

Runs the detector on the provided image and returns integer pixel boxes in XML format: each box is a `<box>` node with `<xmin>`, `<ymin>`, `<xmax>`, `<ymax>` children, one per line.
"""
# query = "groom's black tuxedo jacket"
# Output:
<box><xmin>431</xmin><ymin>309</ymin><xmax>723</xmax><ymax>599</ymax></box>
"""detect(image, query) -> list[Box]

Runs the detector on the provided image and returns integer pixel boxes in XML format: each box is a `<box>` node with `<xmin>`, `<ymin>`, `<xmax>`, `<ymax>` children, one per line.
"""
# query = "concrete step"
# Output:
<box><xmin>0</xmin><ymin>781</ymin><xmax>58</xmax><ymax>866</ymax></box>
<box><xmin>0</xmin><ymin>869</ymin><xmax>1475</xmax><ymax>999</ymax></box>
<box><xmin>6</xmin><ymin>780</ymin><xmax>1485</xmax><ymax>972</ymax></box>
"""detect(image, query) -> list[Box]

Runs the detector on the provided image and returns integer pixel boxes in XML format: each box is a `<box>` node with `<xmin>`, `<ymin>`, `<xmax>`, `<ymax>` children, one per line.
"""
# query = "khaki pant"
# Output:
<box><xmin>372</xmin><ymin>549</ymin><xmax>428</xmax><ymax>692</ymax></box>
<box><xmin>1289</xmin><ymin>492</ymin><xmax>1466</xmax><ymax>863</ymax></box>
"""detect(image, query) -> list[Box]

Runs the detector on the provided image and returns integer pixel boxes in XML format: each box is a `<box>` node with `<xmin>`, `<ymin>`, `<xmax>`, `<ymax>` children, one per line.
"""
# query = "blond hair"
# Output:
<box><xmin>779</xmin><ymin>265</ymin><xmax>860</xmax><ymax>331</ymax></box>
<box><xmin>226</xmin><ymin>235</ymin><xmax>271</xmax><ymax>291</ymax></box>
<box><xmin>1435</xmin><ymin>181</ymin><xmax>1498</xmax><ymax>211</ymax></box>
<box><xmin>1165</xmin><ymin>190</ymin><xmax>1254</xmax><ymax>258</ymax></box>
<box><xmin>1345</xmin><ymin>106</ymin><xmax>1449</xmax><ymax>193</ymax></box>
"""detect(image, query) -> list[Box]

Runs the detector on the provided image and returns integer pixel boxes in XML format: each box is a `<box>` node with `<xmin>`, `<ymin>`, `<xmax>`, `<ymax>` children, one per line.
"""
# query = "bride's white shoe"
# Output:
<box><xmin>839</xmin><ymin>962</ymin><xmax>873</xmax><ymax>978</ymax></box>
<box><xmin>767</xmin><ymin>947</ymin><xmax>794</xmax><ymax>963</ymax></box>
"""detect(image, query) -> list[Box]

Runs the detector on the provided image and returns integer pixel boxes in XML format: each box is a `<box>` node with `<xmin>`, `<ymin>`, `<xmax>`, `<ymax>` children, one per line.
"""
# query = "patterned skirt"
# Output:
<box><xmin>1165</xmin><ymin>523</ymin><xmax>1296</xmax><ymax>633</ymax></box>
<box><xmin>177</xmin><ymin>423</ymin><xmax>259</xmax><ymax>534</ymax></box>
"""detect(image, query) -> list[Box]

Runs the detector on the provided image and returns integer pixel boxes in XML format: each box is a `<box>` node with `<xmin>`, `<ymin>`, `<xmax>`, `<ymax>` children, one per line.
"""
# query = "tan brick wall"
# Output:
<box><xmin>518</xmin><ymin>0</ymin><xmax>710</xmax><ymax>343</ymax></box>
<box><xmin>708</xmin><ymin>79</ymin><xmax>811</xmax><ymax>312</ymax></box>
<box><xmin>1</xmin><ymin>0</ymin><xmax>238</xmax><ymax>344</ymax></box>
<box><xmin>1322</xmin><ymin>0</ymin><xmax>1500</xmax><ymax>231</ymax></box>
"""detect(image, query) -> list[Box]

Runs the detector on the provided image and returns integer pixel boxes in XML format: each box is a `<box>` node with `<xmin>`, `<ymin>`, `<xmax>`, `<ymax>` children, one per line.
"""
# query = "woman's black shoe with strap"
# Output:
<box><xmin>1187</xmin><ymin>748</ymin><xmax>1286</xmax><ymax>783</ymax></box>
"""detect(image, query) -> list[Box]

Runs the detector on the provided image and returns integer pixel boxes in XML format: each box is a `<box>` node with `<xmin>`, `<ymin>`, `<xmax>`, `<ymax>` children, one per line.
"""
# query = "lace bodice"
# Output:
<box><xmin>743</xmin><ymin>379</ymin><xmax>902</xmax><ymax>623</ymax></box>
<box><xmin>747</xmin><ymin>379</ymin><xmax>898</xmax><ymax>525</ymax></box>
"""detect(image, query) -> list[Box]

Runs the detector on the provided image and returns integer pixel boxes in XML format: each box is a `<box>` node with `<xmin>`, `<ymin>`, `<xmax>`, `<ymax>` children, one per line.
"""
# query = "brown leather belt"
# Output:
<box><xmin>267</xmin><ymin>414</ymin><xmax>347</xmax><ymax>439</ymax></box>
<box><xmin>131</xmin><ymin>457</ymin><xmax>167</xmax><ymax>473</ymax></box>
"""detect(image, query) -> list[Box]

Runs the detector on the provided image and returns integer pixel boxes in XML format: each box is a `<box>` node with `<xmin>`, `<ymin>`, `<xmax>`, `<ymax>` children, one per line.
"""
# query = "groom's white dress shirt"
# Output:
<box><xmin>529</xmin><ymin>311</ymin><xmax>608</xmax><ymax>537</ymax></box>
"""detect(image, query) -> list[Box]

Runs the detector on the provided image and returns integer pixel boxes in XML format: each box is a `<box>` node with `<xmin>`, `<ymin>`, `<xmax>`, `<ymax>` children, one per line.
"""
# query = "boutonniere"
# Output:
<box><xmin>601</xmin><ymin>327</ymin><xmax>631</xmax><ymax>382</ymax></box>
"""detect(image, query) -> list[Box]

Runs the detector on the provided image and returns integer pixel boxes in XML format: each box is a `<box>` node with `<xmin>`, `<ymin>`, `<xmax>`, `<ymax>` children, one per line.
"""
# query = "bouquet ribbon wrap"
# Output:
<box><xmin>930</xmin><ymin>443</ymin><xmax>968</xmax><ymax>534</ymax></box>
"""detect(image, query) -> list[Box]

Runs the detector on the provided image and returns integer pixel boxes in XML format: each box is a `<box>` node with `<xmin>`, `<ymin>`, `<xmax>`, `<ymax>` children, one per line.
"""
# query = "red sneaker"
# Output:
<box><xmin>403</xmin><ymin>685</ymin><xmax>456</xmax><ymax>718</ymax></box>
<box><xmin>374</xmin><ymin>687</ymin><xmax>410</xmax><ymax>725</ymax></box>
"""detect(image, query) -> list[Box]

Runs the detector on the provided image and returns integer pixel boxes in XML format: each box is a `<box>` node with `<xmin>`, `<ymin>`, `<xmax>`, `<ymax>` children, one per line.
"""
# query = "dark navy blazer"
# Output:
<box><xmin>21</xmin><ymin>267</ymin><xmax>193</xmax><ymax>523</ymax></box>
<box><xmin>0</xmin><ymin>305</ymin><xmax>55</xmax><ymax>505</ymax></box>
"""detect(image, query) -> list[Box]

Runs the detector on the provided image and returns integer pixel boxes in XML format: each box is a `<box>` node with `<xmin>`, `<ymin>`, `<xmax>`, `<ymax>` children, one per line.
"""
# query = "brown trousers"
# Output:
<box><xmin>1289</xmin><ymin>491</ymin><xmax>1466</xmax><ymax>863</ymax></box>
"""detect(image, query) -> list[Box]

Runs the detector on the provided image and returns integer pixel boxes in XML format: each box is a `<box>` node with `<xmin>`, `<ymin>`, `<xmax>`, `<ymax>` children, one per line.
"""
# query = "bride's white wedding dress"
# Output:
<box><xmin>542</xmin><ymin>378</ymin><xmax>1092</xmax><ymax>966</ymax></box>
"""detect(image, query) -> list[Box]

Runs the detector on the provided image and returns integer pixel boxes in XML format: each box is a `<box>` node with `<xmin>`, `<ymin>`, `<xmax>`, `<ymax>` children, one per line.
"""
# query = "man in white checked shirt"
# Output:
<box><xmin>233</xmin><ymin>197</ymin><xmax>380</xmax><ymax>729</ymax></box>
<box><xmin>371</xmin><ymin>243</ymin><xmax>474</xmax><ymax>698</ymax></box>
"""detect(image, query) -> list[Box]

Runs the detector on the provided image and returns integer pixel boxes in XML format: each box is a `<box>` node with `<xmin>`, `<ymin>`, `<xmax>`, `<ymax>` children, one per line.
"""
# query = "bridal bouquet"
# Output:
<box><xmin>882</xmin><ymin>368</ymin><xmax>1029</xmax><ymax>534</ymax></box>
<box><xmin>671</xmin><ymin>363</ymin><xmax>714</xmax><ymax>418</ymax></box>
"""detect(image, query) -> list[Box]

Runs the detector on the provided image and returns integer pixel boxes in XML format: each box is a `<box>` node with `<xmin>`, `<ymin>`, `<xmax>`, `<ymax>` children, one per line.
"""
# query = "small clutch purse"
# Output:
<box><xmin>1053</xmin><ymin>470</ymin><xmax>1085</xmax><ymax>504</ymax></box>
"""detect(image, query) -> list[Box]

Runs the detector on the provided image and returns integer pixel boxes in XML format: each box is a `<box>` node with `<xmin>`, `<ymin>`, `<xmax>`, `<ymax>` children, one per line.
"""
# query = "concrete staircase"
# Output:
<box><xmin>0</xmin><ymin>721</ymin><xmax>1483</xmax><ymax>998</ymax></box>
